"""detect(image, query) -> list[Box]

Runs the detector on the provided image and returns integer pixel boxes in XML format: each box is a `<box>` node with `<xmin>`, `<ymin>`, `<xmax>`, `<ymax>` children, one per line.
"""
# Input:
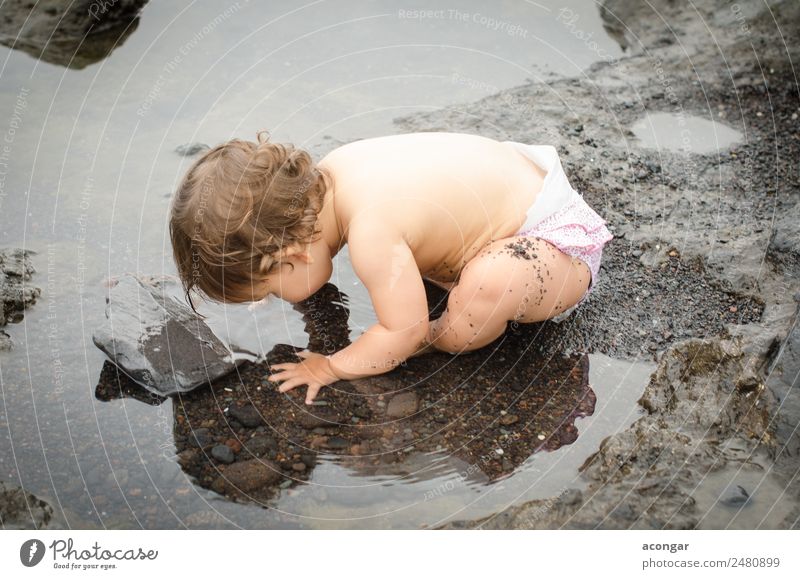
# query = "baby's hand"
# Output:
<box><xmin>268</xmin><ymin>350</ymin><xmax>340</xmax><ymax>404</ymax></box>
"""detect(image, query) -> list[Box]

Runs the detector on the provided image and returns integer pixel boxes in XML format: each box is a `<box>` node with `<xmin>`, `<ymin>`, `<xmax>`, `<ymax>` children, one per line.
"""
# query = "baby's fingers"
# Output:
<box><xmin>268</xmin><ymin>362</ymin><xmax>296</xmax><ymax>374</ymax></box>
<box><xmin>305</xmin><ymin>383</ymin><xmax>324</xmax><ymax>405</ymax></box>
<box><xmin>277</xmin><ymin>377</ymin><xmax>308</xmax><ymax>393</ymax></box>
<box><xmin>268</xmin><ymin>368</ymin><xmax>298</xmax><ymax>383</ymax></box>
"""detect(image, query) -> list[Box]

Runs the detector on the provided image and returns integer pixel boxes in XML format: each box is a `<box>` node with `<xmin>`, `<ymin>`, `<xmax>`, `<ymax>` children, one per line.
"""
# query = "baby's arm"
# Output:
<box><xmin>268</xmin><ymin>217</ymin><xmax>429</xmax><ymax>402</ymax></box>
<box><xmin>328</xmin><ymin>219</ymin><xmax>429</xmax><ymax>377</ymax></box>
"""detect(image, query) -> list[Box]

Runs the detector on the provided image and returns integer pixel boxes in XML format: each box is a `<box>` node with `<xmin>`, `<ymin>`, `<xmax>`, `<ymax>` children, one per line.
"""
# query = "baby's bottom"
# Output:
<box><xmin>425</xmin><ymin>236</ymin><xmax>591</xmax><ymax>354</ymax></box>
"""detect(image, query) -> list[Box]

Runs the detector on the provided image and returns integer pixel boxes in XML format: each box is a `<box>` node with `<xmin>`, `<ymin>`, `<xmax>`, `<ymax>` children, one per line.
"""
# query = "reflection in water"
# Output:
<box><xmin>599</xmin><ymin>2</ymin><xmax>631</xmax><ymax>53</ymax></box>
<box><xmin>95</xmin><ymin>281</ymin><xmax>608</xmax><ymax>527</ymax></box>
<box><xmin>632</xmin><ymin>112</ymin><xmax>743</xmax><ymax>155</ymax></box>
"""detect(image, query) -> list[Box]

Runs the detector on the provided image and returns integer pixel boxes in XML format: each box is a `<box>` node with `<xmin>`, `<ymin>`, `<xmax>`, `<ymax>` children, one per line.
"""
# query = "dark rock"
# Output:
<box><xmin>228</xmin><ymin>403</ymin><xmax>264</xmax><ymax>428</ymax></box>
<box><xmin>0</xmin><ymin>482</ymin><xmax>54</xmax><ymax>529</ymax></box>
<box><xmin>291</xmin><ymin>462</ymin><xmax>307</xmax><ymax>472</ymax></box>
<box><xmin>243</xmin><ymin>436</ymin><xmax>278</xmax><ymax>457</ymax></box>
<box><xmin>1</xmin><ymin>248</ymin><xmax>41</xmax><ymax>331</ymax></box>
<box><xmin>323</xmin><ymin>436</ymin><xmax>349</xmax><ymax>450</ymax></box>
<box><xmin>189</xmin><ymin>428</ymin><xmax>214</xmax><ymax>449</ymax></box>
<box><xmin>211</xmin><ymin>445</ymin><xmax>234</xmax><ymax>464</ymax></box>
<box><xmin>353</xmin><ymin>406</ymin><xmax>371</xmax><ymax>419</ymax></box>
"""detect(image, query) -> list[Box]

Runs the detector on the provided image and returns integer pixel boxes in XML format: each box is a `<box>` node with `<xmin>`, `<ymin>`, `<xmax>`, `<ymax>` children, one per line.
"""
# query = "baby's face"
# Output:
<box><xmin>259</xmin><ymin>254</ymin><xmax>333</xmax><ymax>304</ymax></box>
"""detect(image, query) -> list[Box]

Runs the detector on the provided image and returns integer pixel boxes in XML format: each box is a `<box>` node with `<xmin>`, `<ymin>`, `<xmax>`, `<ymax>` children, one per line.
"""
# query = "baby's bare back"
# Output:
<box><xmin>318</xmin><ymin>132</ymin><xmax>546</xmax><ymax>284</ymax></box>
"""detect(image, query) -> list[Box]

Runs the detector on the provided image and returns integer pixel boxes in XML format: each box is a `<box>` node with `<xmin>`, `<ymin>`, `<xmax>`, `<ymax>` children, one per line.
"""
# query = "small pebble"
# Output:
<box><xmin>354</xmin><ymin>407</ymin><xmax>371</xmax><ymax>419</ymax></box>
<box><xmin>211</xmin><ymin>445</ymin><xmax>234</xmax><ymax>464</ymax></box>
<box><xmin>228</xmin><ymin>403</ymin><xmax>265</xmax><ymax>428</ymax></box>
<box><xmin>175</xmin><ymin>142</ymin><xmax>210</xmax><ymax>156</ymax></box>
<box><xmin>720</xmin><ymin>485</ymin><xmax>751</xmax><ymax>507</ymax></box>
<box><xmin>500</xmin><ymin>414</ymin><xmax>519</xmax><ymax>426</ymax></box>
<box><xmin>324</xmin><ymin>436</ymin><xmax>349</xmax><ymax>450</ymax></box>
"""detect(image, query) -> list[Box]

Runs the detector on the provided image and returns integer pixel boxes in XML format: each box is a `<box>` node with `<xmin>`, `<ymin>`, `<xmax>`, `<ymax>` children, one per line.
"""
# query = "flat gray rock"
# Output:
<box><xmin>92</xmin><ymin>274</ymin><xmax>238</xmax><ymax>396</ymax></box>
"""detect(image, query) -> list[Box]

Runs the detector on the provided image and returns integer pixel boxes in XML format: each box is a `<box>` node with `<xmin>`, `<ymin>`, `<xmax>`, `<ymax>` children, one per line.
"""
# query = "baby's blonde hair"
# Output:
<box><xmin>169</xmin><ymin>131</ymin><xmax>332</xmax><ymax>310</ymax></box>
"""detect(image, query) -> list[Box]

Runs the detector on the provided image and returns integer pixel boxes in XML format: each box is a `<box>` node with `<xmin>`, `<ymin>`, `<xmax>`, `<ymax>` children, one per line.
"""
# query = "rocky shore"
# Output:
<box><xmin>0</xmin><ymin>248</ymin><xmax>40</xmax><ymax>351</ymax></box>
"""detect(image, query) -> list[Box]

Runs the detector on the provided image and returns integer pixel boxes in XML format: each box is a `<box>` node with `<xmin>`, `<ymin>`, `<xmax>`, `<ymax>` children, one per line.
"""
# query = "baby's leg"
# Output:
<box><xmin>426</xmin><ymin>236</ymin><xmax>591</xmax><ymax>353</ymax></box>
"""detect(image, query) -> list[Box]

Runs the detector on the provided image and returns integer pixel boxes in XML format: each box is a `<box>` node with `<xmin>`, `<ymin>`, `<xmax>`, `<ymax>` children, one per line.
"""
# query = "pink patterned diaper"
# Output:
<box><xmin>517</xmin><ymin>194</ymin><xmax>614</xmax><ymax>307</ymax></box>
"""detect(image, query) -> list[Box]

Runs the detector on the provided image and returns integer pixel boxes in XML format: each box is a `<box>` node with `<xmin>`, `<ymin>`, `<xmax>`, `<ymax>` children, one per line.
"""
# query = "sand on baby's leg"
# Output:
<box><xmin>425</xmin><ymin>235</ymin><xmax>591</xmax><ymax>354</ymax></box>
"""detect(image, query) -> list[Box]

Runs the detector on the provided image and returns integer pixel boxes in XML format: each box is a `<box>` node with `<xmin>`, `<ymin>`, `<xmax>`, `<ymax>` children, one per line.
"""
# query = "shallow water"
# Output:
<box><xmin>687</xmin><ymin>431</ymin><xmax>795</xmax><ymax>530</ymax></box>
<box><xmin>268</xmin><ymin>353</ymin><xmax>655</xmax><ymax>529</ymax></box>
<box><xmin>0</xmin><ymin>0</ymin><xmax>636</xmax><ymax>529</ymax></box>
<box><xmin>692</xmin><ymin>460</ymin><xmax>792</xmax><ymax>530</ymax></box>
<box><xmin>631</xmin><ymin>112</ymin><xmax>743</xmax><ymax>155</ymax></box>
<box><xmin>69</xmin><ymin>347</ymin><xmax>657</xmax><ymax>530</ymax></box>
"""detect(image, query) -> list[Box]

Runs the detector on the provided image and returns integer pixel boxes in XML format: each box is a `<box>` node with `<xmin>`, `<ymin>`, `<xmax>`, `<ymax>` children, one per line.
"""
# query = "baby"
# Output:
<box><xmin>170</xmin><ymin>131</ymin><xmax>613</xmax><ymax>403</ymax></box>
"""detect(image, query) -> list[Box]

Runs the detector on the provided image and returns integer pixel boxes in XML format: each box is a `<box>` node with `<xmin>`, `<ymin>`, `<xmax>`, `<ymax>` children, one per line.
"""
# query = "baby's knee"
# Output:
<box><xmin>457</xmin><ymin>258</ymin><xmax>517</xmax><ymax>307</ymax></box>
